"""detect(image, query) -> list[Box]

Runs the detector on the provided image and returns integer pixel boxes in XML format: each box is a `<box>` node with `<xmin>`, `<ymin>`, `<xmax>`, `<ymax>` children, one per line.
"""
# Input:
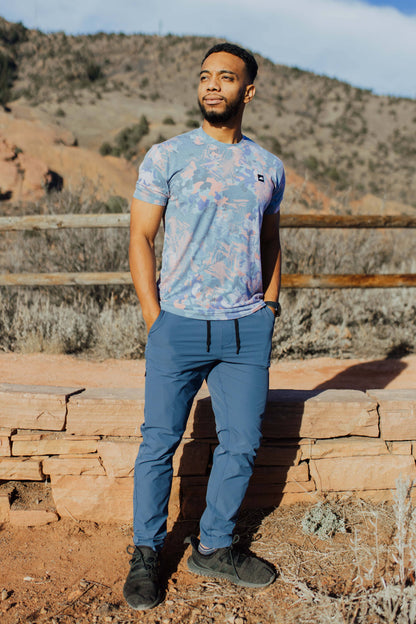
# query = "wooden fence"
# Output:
<box><xmin>1</xmin><ymin>213</ymin><xmax>415</xmax><ymax>288</ymax></box>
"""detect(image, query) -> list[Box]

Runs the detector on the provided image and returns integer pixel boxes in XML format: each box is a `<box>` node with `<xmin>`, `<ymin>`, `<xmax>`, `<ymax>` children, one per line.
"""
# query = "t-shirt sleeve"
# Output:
<box><xmin>133</xmin><ymin>144</ymin><xmax>170</xmax><ymax>206</ymax></box>
<box><xmin>264</xmin><ymin>166</ymin><xmax>285</xmax><ymax>215</ymax></box>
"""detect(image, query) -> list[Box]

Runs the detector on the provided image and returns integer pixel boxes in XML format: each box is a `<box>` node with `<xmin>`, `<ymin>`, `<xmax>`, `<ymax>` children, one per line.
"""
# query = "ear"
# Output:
<box><xmin>243</xmin><ymin>84</ymin><xmax>256</xmax><ymax>104</ymax></box>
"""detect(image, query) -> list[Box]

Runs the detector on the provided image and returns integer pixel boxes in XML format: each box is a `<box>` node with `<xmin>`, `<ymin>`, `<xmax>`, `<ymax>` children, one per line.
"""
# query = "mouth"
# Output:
<box><xmin>203</xmin><ymin>97</ymin><xmax>225</xmax><ymax>106</ymax></box>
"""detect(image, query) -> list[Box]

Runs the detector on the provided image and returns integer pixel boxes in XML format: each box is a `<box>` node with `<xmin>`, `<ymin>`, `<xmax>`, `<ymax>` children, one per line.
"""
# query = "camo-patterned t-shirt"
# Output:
<box><xmin>133</xmin><ymin>127</ymin><xmax>285</xmax><ymax>320</ymax></box>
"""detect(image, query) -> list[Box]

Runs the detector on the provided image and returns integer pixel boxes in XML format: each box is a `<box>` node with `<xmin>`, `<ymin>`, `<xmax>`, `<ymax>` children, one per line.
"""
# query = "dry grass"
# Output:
<box><xmin>1</xmin><ymin>276</ymin><xmax>414</xmax><ymax>361</ymax></box>
<box><xmin>0</xmin><ymin>188</ymin><xmax>414</xmax><ymax>360</ymax></box>
<box><xmin>232</xmin><ymin>480</ymin><xmax>416</xmax><ymax>623</ymax></box>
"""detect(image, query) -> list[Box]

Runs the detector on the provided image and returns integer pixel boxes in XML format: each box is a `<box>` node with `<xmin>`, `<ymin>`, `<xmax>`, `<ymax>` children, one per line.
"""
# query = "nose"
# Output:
<box><xmin>206</xmin><ymin>75</ymin><xmax>220</xmax><ymax>91</ymax></box>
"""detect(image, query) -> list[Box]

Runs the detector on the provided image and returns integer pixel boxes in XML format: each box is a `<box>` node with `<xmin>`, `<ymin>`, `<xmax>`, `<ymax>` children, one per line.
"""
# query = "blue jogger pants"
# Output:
<box><xmin>133</xmin><ymin>306</ymin><xmax>275</xmax><ymax>551</ymax></box>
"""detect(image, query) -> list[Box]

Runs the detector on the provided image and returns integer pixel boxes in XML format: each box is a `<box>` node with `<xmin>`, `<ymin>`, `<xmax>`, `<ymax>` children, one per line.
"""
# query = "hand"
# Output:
<box><xmin>144</xmin><ymin>308</ymin><xmax>161</xmax><ymax>333</ymax></box>
<box><xmin>264</xmin><ymin>300</ymin><xmax>281</xmax><ymax>317</ymax></box>
<box><xmin>266</xmin><ymin>304</ymin><xmax>276</xmax><ymax>317</ymax></box>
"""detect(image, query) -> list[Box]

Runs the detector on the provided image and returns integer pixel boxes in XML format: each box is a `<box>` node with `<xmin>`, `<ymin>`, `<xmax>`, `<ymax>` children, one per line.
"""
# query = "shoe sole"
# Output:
<box><xmin>187</xmin><ymin>556</ymin><xmax>276</xmax><ymax>588</ymax></box>
<box><xmin>123</xmin><ymin>588</ymin><xmax>163</xmax><ymax>611</ymax></box>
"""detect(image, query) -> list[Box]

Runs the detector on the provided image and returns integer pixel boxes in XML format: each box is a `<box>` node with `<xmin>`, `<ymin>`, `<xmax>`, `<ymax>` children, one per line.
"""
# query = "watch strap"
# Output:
<box><xmin>264</xmin><ymin>301</ymin><xmax>281</xmax><ymax>317</ymax></box>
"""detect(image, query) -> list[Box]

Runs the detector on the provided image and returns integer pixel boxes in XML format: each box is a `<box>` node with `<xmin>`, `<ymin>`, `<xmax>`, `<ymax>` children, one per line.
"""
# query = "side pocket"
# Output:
<box><xmin>148</xmin><ymin>310</ymin><xmax>166</xmax><ymax>335</ymax></box>
<box><xmin>263</xmin><ymin>305</ymin><xmax>276</xmax><ymax>323</ymax></box>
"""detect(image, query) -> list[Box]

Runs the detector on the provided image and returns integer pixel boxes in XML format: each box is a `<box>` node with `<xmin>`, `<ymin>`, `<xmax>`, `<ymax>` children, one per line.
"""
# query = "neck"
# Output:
<box><xmin>201</xmin><ymin>119</ymin><xmax>243</xmax><ymax>144</ymax></box>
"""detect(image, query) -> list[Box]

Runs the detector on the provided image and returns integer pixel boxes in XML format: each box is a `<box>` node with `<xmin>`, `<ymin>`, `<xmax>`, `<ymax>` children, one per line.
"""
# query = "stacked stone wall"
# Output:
<box><xmin>0</xmin><ymin>383</ymin><xmax>415</xmax><ymax>526</ymax></box>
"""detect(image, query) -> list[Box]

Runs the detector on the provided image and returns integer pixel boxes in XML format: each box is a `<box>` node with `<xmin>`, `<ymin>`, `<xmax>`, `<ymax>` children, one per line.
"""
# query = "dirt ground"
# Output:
<box><xmin>1</xmin><ymin>352</ymin><xmax>415</xmax><ymax>391</ymax></box>
<box><xmin>0</xmin><ymin>511</ymin><xmax>301</xmax><ymax>624</ymax></box>
<box><xmin>0</xmin><ymin>353</ymin><xmax>415</xmax><ymax>624</ymax></box>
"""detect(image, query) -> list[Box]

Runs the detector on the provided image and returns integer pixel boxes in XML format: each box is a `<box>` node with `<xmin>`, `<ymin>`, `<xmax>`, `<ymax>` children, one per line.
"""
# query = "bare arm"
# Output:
<box><xmin>129</xmin><ymin>197</ymin><xmax>165</xmax><ymax>332</ymax></box>
<box><xmin>260</xmin><ymin>212</ymin><xmax>281</xmax><ymax>313</ymax></box>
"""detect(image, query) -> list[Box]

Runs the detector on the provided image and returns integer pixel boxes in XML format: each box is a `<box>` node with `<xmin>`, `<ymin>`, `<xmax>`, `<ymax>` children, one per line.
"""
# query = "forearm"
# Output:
<box><xmin>260</xmin><ymin>211</ymin><xmax>281</xmax><ymax>307</ymax></box>
<box><xmin>261</xmin><ymin>238</ymin><xmax>281</xmax><ymax>303</ymax></box>
<box><xmin>129</xmin><ymin>235</ymin><xmax>160</xmax><ymax>331</ymax></box>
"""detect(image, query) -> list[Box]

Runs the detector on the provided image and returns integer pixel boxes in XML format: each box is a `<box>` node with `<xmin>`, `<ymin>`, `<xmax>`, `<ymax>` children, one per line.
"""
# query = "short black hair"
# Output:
<box><xmin>202</xmin><ymin>43</ymin><xmax>258</xmax><ymax>83</ymax></box>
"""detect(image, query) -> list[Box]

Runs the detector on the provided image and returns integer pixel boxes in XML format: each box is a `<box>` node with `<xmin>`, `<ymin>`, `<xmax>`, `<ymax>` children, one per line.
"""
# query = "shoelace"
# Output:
<box><xmin>222</xmin><ymin>535</ymin><xmax>246</xmax><ymax>580</ymax></box>
<box><xmin>126</xmin><ymin>545</ymin><xmax>157</xmax><ymax>578</ymax></box>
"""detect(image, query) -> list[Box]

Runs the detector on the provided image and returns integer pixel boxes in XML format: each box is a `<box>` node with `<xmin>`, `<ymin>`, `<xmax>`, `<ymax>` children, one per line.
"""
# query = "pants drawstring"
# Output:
<box><xmin>206</xmin><ymin>320</ymin><xmax>211</xmax><ymax>352</ymax></box>
<box><xmin>206</xmin><ymin>319</ymin><xmax>240</xmax><ymax>354</ymax></box>
<box><xmin>234</xmin><ymin>319</ymin><xmax>240</xmax><ymax>354</ymax></box>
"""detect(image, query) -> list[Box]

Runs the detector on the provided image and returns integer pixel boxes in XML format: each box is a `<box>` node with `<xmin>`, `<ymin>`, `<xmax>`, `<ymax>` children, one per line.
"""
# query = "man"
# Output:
<box><xmin>124</xmin><ymin>42</ymin><xmax>285</xmax><ymax>610</ymax></box>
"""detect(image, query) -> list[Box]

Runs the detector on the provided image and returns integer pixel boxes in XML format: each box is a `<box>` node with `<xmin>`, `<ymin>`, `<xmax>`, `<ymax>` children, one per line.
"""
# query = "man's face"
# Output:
<box><xmin>198</xmin><ymin>52</ymin><xmax>254</xmax><ymax>124</ymax></box>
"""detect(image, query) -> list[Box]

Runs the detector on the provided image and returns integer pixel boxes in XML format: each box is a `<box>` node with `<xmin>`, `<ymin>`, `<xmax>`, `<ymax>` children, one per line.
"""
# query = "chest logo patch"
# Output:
<box><xmin>257</xmin><ymin>174</ymin><xmax>264</xmax><ymax>182</ymax></box>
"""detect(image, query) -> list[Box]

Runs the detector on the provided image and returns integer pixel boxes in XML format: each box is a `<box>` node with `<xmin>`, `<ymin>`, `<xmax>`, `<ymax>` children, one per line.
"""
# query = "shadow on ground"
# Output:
<box><xmin>161</xmin><ymin>354</ymin><xmax>408</xmax><ymax>587</ymax></box>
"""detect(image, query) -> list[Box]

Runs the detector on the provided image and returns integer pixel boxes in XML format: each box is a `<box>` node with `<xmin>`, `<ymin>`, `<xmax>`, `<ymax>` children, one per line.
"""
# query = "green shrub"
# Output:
<box><xmin>105</xmin><ymin>195</ymin><xmax>128</xmax><ymax>213</ymax></box>
<box><xmin>186</xmin><ymin>119</ymin><xmax>200</xmax><ymax>128</ymax></box>
<box><xmin>85</xmin><ymin>61</ymin><xmax>104</xmax><ymax>82</ymax></box>
<box><xmin>99</xmin><ymin>141</ymin><xmax>113</xmax><ymax>156</ymax></box>
<box><xmin>186</xmin><ymin>107</ymin><xmax>200</xmax><ymax>116</ymax></box>
<box><xmin>0</xmin><ymin>52</ymin><xmax>17</xmax><ymax>108</ymax></box>
<box><xmin>114</xmin><ymin>115</ymin><xmax>149</xmax><ymax>158</ymax></box>
<box><xmin>0</xmin><ymin>20</ymin><xmax>28</xmax><ymax>45</ymax></box>
<box><xmin>98</xmin><ymin>115</ymin><xmax>150</xmax><ymax>159</ymax></box>
<box><xmin>304</xmin><ymin>155</ymin><xmax>320</xmax><ymax>172</ymax></box>
<box><xmin>259</xmin><ymin>136</ymin><xmax>282</xmax><ymax>155</ymax></box>
<box><xmin>327</xmin><ymin>167</ymin><xmax>341</xmax><ymax>182</ymax></box>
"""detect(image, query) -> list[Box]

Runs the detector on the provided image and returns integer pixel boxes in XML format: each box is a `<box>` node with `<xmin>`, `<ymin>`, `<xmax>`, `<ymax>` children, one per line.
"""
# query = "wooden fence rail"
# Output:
<box><xmin>1</xmin><ymin>272</ymin><xmax>415</xmax><ymax>288</ymax></box>
<box><xmin>0</xmin><ymin>214</ymin><xmax>129</xmax><ymax>231</ymax></box>
<box><xmin>1</xmin><ymin>213</ymin><xmax>416</xmax><ymax>231</ymax></box>
<box><xmin>1</xmin><ymin>213</ymin><xmax>415</xmax><ymax>288</ymax></box>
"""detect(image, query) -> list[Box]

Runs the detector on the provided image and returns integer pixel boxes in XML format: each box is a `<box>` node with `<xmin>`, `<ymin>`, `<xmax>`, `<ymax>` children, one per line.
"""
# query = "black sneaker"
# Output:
<box><xmin>186</xmin><ymin>535</ymin><xmax>276</xmax><ymax>588</ymax></box>
<box><xmin>123</xmin><ymin>545</ymin><xmax>162</xmax><ymax>610</ymax></box>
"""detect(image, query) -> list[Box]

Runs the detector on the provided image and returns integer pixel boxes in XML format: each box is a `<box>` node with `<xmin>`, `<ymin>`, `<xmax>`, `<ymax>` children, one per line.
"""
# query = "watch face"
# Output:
<box><xmin>276</xmin><ymin>302</ymin><xmax>281</xmax><ymax>317</ymax></box>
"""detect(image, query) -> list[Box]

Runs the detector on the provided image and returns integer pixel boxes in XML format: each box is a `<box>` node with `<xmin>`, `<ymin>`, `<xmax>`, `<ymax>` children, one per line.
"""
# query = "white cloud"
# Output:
<box><xmin>238</xmin><ymin>0</ymin><xmax>416</xmax><ymax>97</ymax></box>
<box><xmin>1</xmin><ymin>0</ymin><xmax>415</xmax><ymax>97</ymax></box>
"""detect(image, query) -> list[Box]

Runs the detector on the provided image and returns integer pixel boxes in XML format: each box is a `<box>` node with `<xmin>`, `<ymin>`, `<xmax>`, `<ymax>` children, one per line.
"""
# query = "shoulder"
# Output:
<box><xmin>139</xmin><ymin>128</ymin><xmax>203</xmax><ymax>181</ymax></box>
<box><xmin>243</xmin><ymin>136</ymin><xmax>283</xmax><ymax>167</ymax></box>
<box><xmin>142</xmin><ymin>130</ymin><xmax>202</xmax><ymax>171</ymax></box>
<box><xmin>150</xmin><ymin>129</ymin><xmax>203</xmax><ymax>155</ymax></box>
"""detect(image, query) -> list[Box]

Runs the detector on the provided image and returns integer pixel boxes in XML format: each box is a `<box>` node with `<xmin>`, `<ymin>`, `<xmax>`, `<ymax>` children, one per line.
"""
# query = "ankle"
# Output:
<box><xmin>198</xmin><ymin>543</ymin><xmax>218</xmax><ymax>556</ymax></box>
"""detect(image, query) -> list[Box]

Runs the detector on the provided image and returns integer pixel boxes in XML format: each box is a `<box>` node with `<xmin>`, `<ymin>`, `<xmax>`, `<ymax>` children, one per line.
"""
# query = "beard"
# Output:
<box><xmin>198</xmin><ymin>91</ymin><xmax>245</xmax><ymax>123</ymax></box>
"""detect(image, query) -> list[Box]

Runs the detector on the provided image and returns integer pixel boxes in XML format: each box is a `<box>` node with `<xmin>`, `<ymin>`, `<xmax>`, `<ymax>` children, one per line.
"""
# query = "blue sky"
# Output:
<box><xmin>365</xmin><ymin>0</ymin><xmax>415</xmax><ymax>13</ymax></box>
<box><xmin>0</xmin><ymin>0</ymin><xmax>415</xmax><ymax>98</ymax></box>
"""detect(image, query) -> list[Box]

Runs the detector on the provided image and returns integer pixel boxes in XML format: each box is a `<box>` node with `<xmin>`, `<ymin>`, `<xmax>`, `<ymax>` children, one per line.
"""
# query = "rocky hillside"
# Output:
<box><xmin>1</xmin><ymin>17</ymin><xmax>415</xmax><ymax>213</ymax></box>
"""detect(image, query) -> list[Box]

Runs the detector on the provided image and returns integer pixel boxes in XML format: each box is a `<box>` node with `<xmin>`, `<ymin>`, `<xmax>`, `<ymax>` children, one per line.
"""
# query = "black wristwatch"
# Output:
<box><xmin>264</xmin><ymin>300</ymin><xmax>281</xmax><ymax>317</ymax></box>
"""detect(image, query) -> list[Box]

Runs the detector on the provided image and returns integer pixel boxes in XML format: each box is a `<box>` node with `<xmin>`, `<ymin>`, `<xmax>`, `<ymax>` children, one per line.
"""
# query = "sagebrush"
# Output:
<box><xmin>244</xmin><ymin>479</ymin><xmax>416</xmax><ymax>623</ymax></box>
<box><xmin>0</xmin><ymin>189</ymin><xmax>414</xmax><ymax>359</ymax></box>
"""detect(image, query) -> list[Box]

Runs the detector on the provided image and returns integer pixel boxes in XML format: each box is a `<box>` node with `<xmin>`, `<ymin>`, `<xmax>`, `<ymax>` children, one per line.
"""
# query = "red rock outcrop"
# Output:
<box><xmin>0</xmin><ymin>107</ymin><xmax>138</xmax><ymax>204</ymax></box>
